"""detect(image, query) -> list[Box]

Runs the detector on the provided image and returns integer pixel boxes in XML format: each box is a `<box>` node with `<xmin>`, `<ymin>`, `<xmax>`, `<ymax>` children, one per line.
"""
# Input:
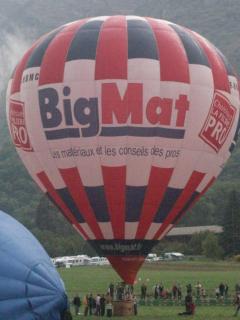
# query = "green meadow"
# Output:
<box><xmin>59</xmin><ymin>260</ymin><xmax>240</xmax><ymax>319</ymax></box>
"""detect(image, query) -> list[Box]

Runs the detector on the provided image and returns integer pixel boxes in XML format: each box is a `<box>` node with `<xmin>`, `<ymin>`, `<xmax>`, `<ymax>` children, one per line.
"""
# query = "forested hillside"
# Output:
<box><xmin>0</xmin><ymin>0</ymin><xmax>240</xmax><ymax>256</ymax></box>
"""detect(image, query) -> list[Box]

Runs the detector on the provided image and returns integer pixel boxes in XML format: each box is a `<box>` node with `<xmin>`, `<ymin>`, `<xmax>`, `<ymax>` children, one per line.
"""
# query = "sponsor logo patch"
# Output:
<box><xmin>9</xmin><ymin>100</ymin><xmax>33</xmax><ymax>151</ymax></box>
<box><xmin>199</xmin><ymin>92</ymin><xmax>236</xmax><ymax>152</ymax></box>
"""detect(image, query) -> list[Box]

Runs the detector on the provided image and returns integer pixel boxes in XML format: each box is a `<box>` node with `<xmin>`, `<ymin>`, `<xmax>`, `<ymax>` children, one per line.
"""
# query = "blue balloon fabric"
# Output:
<box><xmin>0</xmin><ymin>210</ymin><xmax>67</xmax><ymax>320</ymax></box>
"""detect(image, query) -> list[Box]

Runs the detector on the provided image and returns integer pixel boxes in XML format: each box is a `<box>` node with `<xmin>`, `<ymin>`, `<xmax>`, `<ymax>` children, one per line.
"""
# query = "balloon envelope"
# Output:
<box><xmin>0</xmin><ymin>210</ymin><xmax>67</xmax><ymax>319</ymax></box>
<box><xmin>7</xmin><ymin>16</ymin><xmax>240</xmax><ymax>284</ymax></box>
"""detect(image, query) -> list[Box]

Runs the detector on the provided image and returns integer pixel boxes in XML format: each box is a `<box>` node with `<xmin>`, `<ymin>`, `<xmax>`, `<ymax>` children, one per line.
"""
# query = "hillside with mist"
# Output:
<box><xmin>0</xmin><ymin>0</ymin><xmax>240</xmax><ymax>256</ymax></box>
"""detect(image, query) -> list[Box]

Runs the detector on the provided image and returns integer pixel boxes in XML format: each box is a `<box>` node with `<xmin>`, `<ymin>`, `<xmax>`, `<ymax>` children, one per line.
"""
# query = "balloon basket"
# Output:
<box><xmin>113</xmin><ymin>300</ymin><xmax>134</xmax><ymax>316</ymax></box>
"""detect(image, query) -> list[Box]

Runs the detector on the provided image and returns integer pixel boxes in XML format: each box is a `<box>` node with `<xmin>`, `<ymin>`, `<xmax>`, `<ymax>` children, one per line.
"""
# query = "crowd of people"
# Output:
<box><xmin>72</xmin><ymin>292</ymin><xmax>113</xmax><ymax>317</ymax></box>
<box><xmin>71</xmin><ymin>282</ymin><xmax>138</xmax><ymax>317</ymax></box>
<box><xmin>67</xmin><ymin>281</ymin><xmax>240</xmax><ymax>318</ymax></box>
<box><xmin>139</xmin><ymin>281</ymin><xmax>239</xmax><ymax>301</ymax></box>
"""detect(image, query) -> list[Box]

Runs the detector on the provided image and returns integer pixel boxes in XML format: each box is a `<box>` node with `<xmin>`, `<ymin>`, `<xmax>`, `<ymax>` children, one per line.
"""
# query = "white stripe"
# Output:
<box><xmin>88</xmin><ymin>16</ymin><xmax>109</xmax><ymax>22</ymax></box>
<box><xmin>80</xmin><ymin>223</ymin><xmax>96</xmax><ymax>240</ymax></box>
<box><xmin>158</xmin><ymin>224</ymin><xmax>173</xmax><ymax>240</ymax></box>
<box><xmin>99</xmin><ymin>222</ymin><xmax>113</xmax><ymax>239</ymax></box>
<box><xmin>64</xmin><ymin>60</ymin><xmax>95</xmax><ymax>82</ymax></box>
<box><xmin>124</xmin><ymin>222</ymin><xmax>138</xmax><ymax>239</ymax></box>
<box><xmin>73</xmin><ymin>224</ymin><xmax>87</xmax><ymax>240</ymax></box>
<box><xmin>145</xmin><ymin>223</ymin><xmax>162</xmax><ymax>240</ymax></box>
<box><xmin>128</xmin><ymin>59</ymin><xmax>160</xmax><ymax>81</ymax></box>
<box><xmin>126</xmin><ymin>16</ymin><xmax>146</xmax><ymax>21</ymax></box>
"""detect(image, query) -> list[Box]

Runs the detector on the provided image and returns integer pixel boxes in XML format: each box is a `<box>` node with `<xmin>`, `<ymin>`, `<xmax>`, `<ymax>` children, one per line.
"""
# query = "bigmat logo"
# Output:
<box><xmin>9</xmin><ymin>100</ymin><xmax>33</xmax><ymax>151</ymax></box>
<box><xmin>39</xmin><ymin>83</ymin><xmax>189</xmax><ymax>140</ymax></box>
<box><xmin>199</xmin><ymin>92</ymin><xmax>236</xmax><ymax>152</ymax></box>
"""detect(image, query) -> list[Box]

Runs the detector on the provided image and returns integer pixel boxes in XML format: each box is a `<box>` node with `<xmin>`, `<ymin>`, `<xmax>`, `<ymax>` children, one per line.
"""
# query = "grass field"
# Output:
<box><xmin>58</xmin><ymin>260</ymin><xmax>240</xmax><ymax>319</ymax></box>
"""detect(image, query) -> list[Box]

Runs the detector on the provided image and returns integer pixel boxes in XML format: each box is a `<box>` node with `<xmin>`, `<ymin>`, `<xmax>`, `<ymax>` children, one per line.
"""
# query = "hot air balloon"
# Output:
<box><xmin>6</xmin><ymin>16</ymin><xmax>240</xmax><ymax>284</ymax></box>
<box><xmin>0</xmin><ymin>210</ymin><xmax>67</xmax><ymax>320</ymax></box>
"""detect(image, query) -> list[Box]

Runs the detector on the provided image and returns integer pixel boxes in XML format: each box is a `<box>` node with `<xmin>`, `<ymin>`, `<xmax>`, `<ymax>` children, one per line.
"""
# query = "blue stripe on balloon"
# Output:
<box><xmin>56</xmin><ymin>188</ymin><xmax>85</xmax><ymax>223</ymax></box>
<box><xmin>172</xmin><ymin>191</ymin><xmax>199</xmax><ymax>224</ymax></box>
<box><xmin>67</xmin><ymin>20</ymin><xmax>104</xmax><ymax>61</ymax></box>
<box><xmin>170</xmin><ymin>24</ymin><xmax>210</xmax><ymax>67</ymax></box>
<box><xmin>154</xmin><ymin>187</ymin><xmax>182</xmax><ymax>223</ymax></box>
<box><xmin>26</xmin><ymin>27</ymin><xmax>63</xmax><ymax>68</ymax></box>
<box><xmin>127</xmin><ymin>19</ymin><xmax>158</xmax><ymax>60</ymax></box>
<box><xmin>84</xmin><ymin>186</ymin><xmax>110</xmax><ymax>222</ymax></box>
<box><xmin>126</xmin><ymin>186</ymin><xmax>146</xmax><ymax>222</ymax></box>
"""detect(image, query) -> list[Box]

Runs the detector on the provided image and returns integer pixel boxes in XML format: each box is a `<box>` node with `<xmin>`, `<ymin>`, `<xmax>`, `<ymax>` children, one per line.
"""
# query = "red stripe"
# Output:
<box><xmin>153</xmin><ymin>171</ymin><xmax>205</xmax><ymax>239</ymax></box>
<box><xmin>147</xmin><ymin>18</ymin><xmax>190</xmax><ymax>83</ymax></box>
<box><xmin>174</xmin><ymin>176</ymin><xmax>216</xmax><ymax>226</ymax></box>
<box><xmin>107</xmin><ymin>256</ymin><xmax>145</xmax><ymax>284</ymax></box>
<box><xmin>102</xmin><ymin>166</ymin><xmax>126</xmax><ymax>238</ymax></box>
<box><xmin>39</xmin><ymin>20</ymin><xmax>86</xmax><ymax>85</ymax></box>
<box><xmin>59</xmin><ymin>167</ymin><xmax>104</xmax><ymax>239</ymax></box>
<box><xmin>135</xmin><ymin>167</ymin><xmax>173</xmax><ymax>239</ymax></box>
<box><xmin>10</xmin><ymin>43</ymin><xmax>39</xmax><ymax>94</ymax></box>
<box><xmin>37</xmin><ymin>171</ymin><xmax>89</xmax><ymax>239</ymax></box>
<box><xmin>95</xmin><ymin>16</ymin><xmax>128</xmax><ymax>80</ymax></box>
<box><xmin>190</xmin><ymin>30</ymin><xmax>230</xmax><ymax>92</ymax></box>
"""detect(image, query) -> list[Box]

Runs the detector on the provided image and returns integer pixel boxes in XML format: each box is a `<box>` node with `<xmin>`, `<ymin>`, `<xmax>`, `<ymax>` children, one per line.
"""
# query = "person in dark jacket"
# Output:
<box><xmin>72</xmin><ymin>294</ymin><xmax>81</xmax><ymax>316</ymax></box>
<box><xmin>100</xmin><ymin>294</ymin><xmax>106</xmax><ymax>316</ymax></box>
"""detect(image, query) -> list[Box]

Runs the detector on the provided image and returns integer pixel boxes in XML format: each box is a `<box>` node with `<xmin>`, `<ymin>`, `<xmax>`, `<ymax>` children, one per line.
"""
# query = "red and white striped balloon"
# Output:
<box><xmin>7</xmin><ymin>16</ymin><xmax>240</xmax><ymax>283</ymax></box>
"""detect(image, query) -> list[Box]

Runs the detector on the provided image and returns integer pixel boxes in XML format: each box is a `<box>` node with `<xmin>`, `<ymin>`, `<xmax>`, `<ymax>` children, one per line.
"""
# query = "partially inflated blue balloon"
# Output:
<box><xmin>0</xmin><ymin>210</ymin><xmax>67</xmax><ymax>320</ymax></box>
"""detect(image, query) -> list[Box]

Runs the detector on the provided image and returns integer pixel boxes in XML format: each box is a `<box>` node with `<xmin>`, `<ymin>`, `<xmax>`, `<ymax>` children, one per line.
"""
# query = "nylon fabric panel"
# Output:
<box><xmin>39</xmin><ymin>20</ymin><xmax>86</xmax><ymax>85</ymax></box>
<box><xmin>127</xmin><ymin>19</ymin><xmax>158</xmax><ymax>60</ymax></box>
<box><xmin>59</xmin><ymin>167</ymin><xmax>104</xmax><ymax>239</ymax></box>
<box><xmin>153</xmin><ymin>187</ymin><xmax>182</xmax><ymax>223</ymax></box>
<box><xmin>215</xmin><ymin>46</ymin><xmax>236</xmax><ymax>76</ymax></box>
<box><xmin>26</xmin><ymin>27</ymin><xmax>63</xmax><ymax>68</ymax></box>
<box><xmin>57</xmin><ymin>188</ymin><xmax>85</xmax><ymax>223</ymax></box>
<box><xmin>190</xmin><ymin>30</ymin><xmax>230</xmax><ymax>92</ymax></box>
<box><xmin>136</xmin><ymin>167</ymin><xmax>174</xmax><ymax>239</ymax></box>
<box><xmin>10</xmin><ymin>44</ymin><xmax>40</xmax><ymax>94</ymax></box>
<box><xmin>67</xmin><ymin>20</ymin><xmax>104</xmax><ymax>61</ymax></box>
<box><xmin>154</xmin><ymin>171</ymin><xmax>205</xmax><ymax>239</ymax></box>
<box><xmin>84</xmin><ymin>186</ymin><xmax>110</xmax><ymax>222</ymax></box>
<box><xmin>37</xmin><ymin>171</ymin><xmax>89</xmax><ymax>239</ymax></box>
<box><xmin>173</xmin><ymin>176</ymin><xmax>216</xmax><ymax>225</ymax></box>
<box><xmin>101</xmin><ymin>166</ymin><xmax>126</xmax><ymax>239</ymax></box>
<box><xmin>147</xmin><ymin>18</ymin><xmax>190</xmax><ymax>83</ymax></box>
<box><xmin>172</xmin><ymin>191</ymin><xmax>199</xmax><ymax>224</ymax></box>
<box><xmin>170</xmin><ymin>24</ymin><xmax>210</xmax><ymax>67</ymax></box>
<box><xmin>126</xmin><ymin>186</ymin><xmax>146</xmax><ymax>222</ymax></box>
<box><xmin>95</xmin><ymin>16</ymin><xmax>128</xmax><ymax>80</ymax></box>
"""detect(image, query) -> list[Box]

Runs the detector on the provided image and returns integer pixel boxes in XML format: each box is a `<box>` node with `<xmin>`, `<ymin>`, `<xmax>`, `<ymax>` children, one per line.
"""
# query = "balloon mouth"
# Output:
<box><xmin>107</xmin><ymin>255</ymin><xmax>145</xmax><ymax>284</ymax></box>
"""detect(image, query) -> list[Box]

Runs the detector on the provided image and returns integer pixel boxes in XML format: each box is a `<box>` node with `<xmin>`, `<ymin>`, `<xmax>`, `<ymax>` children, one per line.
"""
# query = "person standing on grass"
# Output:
<box><xmin>88</xmin><ymin>293</ymin><xmax>94</xmax><ymax>315</ymax></box>
<box><xmin>224</xmin><ymin>283</ymin><xmax>229</xmax><ymax>297</ymax></box>
<box><xmin>83</xmin><ymin>294</ymin><xmax>89</xmax><ymax>316</ymax></box>
<box><xmin>141</xmin><ymin>283</ymin><xmax>147</xmax><ymax>300</ymax></box>
<box><xmin>109</xmin><ymin>283</ymin><xmax>114</xmax><ymax>298</ymax></box>
<box><xmin>172</xmin><ymin>282</ymin><xmax>178</xmax><ymax>300</ymax></box>
<box><xmin>100</xmin><ymin>294</ymin><xmax>106</xmax><ymax>316</ymax></box>
<box><xmin>219</xmin><ymin>282</ymin><xmax>225</xmax><ymax>299</ymax></box>
<box><xmin>106</xmin><ymin>292</ymin><xmax>113</xmax><ymax>317</ymax></box>
<box><xmin>72</xmin><ymin>294</ymin><xmax>81</xmax><ymax>316</ymax></box>
<box><xmin>234</xmin><ymin>293</ymin><xmax>240</xmax><ymax>316</ymax></box>
<box><xmin>177</xmin><ymin>284</ymin><xmax>182</xmax><ymax>300</ymax></box>
<box><xmin>96</xmin><ymin>294</ymin><xmax>101</xmax><ymax>316</ymax></box>
<box><xmin>154</xmin><ymin>284</ymin><xmax>159</xmax><ymax>299</ymax></box>
<box><xmin>133</xmin><ymin>295</ymin><xmax>138</xmax><ymax>315</ymax></box>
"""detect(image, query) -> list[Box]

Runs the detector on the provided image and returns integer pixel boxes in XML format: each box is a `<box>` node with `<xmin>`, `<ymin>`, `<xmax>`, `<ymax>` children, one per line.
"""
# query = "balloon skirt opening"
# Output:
<box><xmin>107</xmin><ymin>256</ymin><xmax>145</xmax><ymax>284</ymax></box>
